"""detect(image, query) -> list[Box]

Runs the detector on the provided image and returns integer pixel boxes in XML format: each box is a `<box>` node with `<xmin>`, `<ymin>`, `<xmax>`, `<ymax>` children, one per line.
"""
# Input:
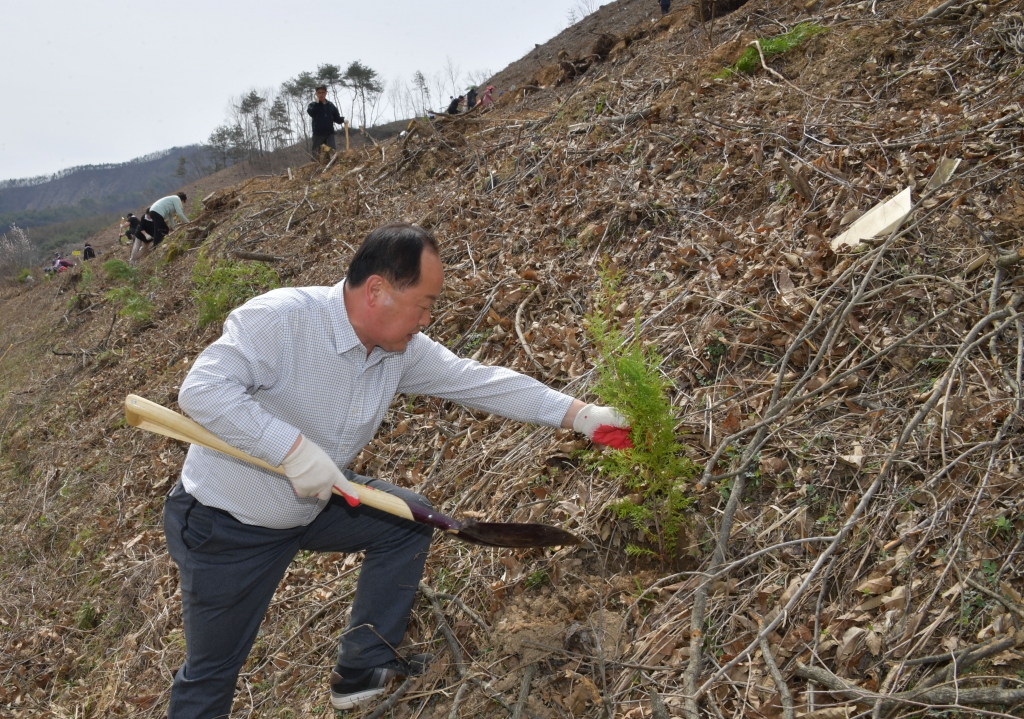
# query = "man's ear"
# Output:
<box><xmin>363</xmin><ymin>275</ymin><xmax>386</xmax><ymax>308</ymax></box>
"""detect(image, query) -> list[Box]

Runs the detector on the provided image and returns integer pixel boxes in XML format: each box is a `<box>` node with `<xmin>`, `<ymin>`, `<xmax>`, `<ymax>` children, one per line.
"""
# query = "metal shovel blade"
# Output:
<box><xmin>453</xmin><ymin>520</ymin><xmax>581</xmax><ymax>548</ymax></box>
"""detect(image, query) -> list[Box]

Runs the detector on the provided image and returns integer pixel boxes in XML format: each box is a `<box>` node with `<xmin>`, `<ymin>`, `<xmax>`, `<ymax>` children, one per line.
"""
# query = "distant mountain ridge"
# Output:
<box><xmin>0</xmin><ymin>148</ymin><xmax>182</xmax><ymax>190</ymax></box>
<box><xmin>0</xmin><ymin>146</ymin><xmax>209</xmax><ymax>221</ymax></box>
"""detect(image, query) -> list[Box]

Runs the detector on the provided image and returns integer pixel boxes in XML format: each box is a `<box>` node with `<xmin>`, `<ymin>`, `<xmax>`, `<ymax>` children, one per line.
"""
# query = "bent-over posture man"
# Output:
<box><xmin>131</xmin><ymin>193</ymin><xmax>189</xmax><ymax>263</ymax></box>
<box><xmin>165</xmin><ymin>223</ymin><xmax>629</xmax><ymax>718</ymax></box>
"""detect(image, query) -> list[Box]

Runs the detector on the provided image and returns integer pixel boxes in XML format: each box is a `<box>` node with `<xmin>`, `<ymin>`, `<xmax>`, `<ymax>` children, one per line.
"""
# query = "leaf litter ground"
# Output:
<box><xmin>2</xmin><ymin>0</ymin><xmax>1024</xmax><ymax>716</ymax></box>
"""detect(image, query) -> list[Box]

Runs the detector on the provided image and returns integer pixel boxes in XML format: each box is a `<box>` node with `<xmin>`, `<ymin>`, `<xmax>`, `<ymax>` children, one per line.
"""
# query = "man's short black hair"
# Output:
<box><xmin>347</xmin><ymin>223</ymin><xmax>439</xmax><ymax>290</ymax></box>
<box><xmin>176</xmin><ymin>192</ymin><xmax>187</xmax><ymax>203</ymax></box>
<box><xmin>315</xmin><ymin>84</ymin><xmax>328</xmax><ymax>92</ymax></box>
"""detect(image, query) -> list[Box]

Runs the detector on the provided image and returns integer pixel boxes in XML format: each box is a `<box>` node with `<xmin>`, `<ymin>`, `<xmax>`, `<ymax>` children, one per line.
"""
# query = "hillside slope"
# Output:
<box><xmin>2</xmin><ymin>0</ymin><xmax>1024</xmax><ymax>717</ymax></box>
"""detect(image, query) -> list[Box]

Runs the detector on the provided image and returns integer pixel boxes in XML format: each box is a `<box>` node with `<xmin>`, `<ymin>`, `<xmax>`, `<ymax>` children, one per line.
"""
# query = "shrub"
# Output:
<box><xmin>75</xmin><ymin>600</ymin><xmax>98</xmax><ymax>631</ymax></box>
<box><xmin>192</xmin><ymin>257</ymin><xmax>280</xmax><ymax>328</ymax></box>
<box><xmin>16</xmin><ymin>268</ymin><xmax>32</xmax><ymax>283</ymax></box>
<box><xmin>102</xmin><ymin>258</ymin><xmax>155</xmax><ymax>321</ymax></box>
<box><xmin>586</xmin><ymin>267</ymin><xmax>699</xmax><ymax>562</ymax></box>
<box><xmin>104</xmin><ymin>286</ymin><xmax>155</xmax><ymax>323</ymax></box>
<box><xmin>102</xmin><ymin>258</ymin><xmax>140</xmax><ymax>284</ymax></box>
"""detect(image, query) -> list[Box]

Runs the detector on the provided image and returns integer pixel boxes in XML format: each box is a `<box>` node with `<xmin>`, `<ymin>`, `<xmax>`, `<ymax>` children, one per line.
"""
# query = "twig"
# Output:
<box><xmin>419</xmin><ymin>582</ymin><xmax>465</xmax><ymax>674</ymax></box>
<box><xmin>759</xmin><ymin>635</ymin><xmax>794</xmax><ymax>719</ymax></box>
<box><xmin>429</xmin><ymin>590</ymin><xmax>492</xmax><ymax>634</ymax></box>
<box><xmin>285</xmin><ymin>185</ymin><xmax>310</xmax><ymax>233</ymax></box>
<box><xmin>446</xmin><ymin>680</ymin><xmax>471</xmax><ymax>719</ymax></box>
<box><xmin>514</xmin><ymin>285</ymin><xmax>545</xmax><ymax>372</ymax></box>
<box><xmin>648</xmin><ymin>686</ymin><xmax>670</xmax><ymax>719</ymax></box>
<box><xmin>231</xmin><ymin>251</ymin><xmax>285</xmax><ymax>263</ymax></box>
<box><xmin>963</xmin><ymin>577</ymin><xmax>1024</xmax><ymax>623</ymax></box>
<box><xmin>366</xmin><ymin>676</ymin><xmax>417</xmax><ymax>719</ymax></box>
<box><xmin>510</xmin><ymin>664</ymin><xmax>537</xmax><ymax>719</ymax></box>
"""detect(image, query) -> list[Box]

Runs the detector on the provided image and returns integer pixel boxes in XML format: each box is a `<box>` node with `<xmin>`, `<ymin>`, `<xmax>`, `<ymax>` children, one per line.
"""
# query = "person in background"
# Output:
<box><xmin>120</xmin><ymin>213</ymin><xmax>143</xmax><ymax>245</ymax></box>
<box><xmin>131</xmin><ymin>193</ymin><xmax>189</xmax><ymax>264</ymax></box>
<box><xmin>466</xmin><ymin>86</ymin><xmax>478</xmax><ymax>110</ymax></box>
<box><xmin>660</xmin><ymin>0</ymin><xmax>672</xmax><ymax>15</ymax></box>
<box><xmin>46</xmin><ymin>253</ymin><xmax>74</xmax><ymax>274</ymax></box>
<box><xmin>479</xmin><ymin>85</ymin><xmax>496</xmax><ymax>107</ymax></box>
<box><xmin>307</xmin><ymin>85</ymin><xmax>345</xmax><ymax>159</ymax></box>
<box><xmin>83</xmin><ymin>243</ymin><xmax>96</xmax><ymax>260</ymax></box>
<box><xmin>446</xmin><ymin>95</ymin><xmax>463</xmax><ymax>115</ymax></box>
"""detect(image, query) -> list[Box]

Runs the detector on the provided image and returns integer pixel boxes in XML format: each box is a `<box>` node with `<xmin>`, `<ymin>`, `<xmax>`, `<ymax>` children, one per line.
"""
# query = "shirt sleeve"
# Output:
<box><xmin>178</xmin><ymin>302</ymin><xmax>301</xmax><ymax>466</ymax></box>
<box><xmin>397</xmin><ymin>336</ymin><xmax>575</xmax><ymax>428</ymax></box>
<box><xmin>172</xmin><ymin>197</ymin><xmax>189</xmax><ymax>224</ymax></box>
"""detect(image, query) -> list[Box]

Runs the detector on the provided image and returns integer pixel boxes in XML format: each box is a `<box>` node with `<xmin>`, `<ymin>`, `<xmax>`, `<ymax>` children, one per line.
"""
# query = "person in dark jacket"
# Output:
<box><xmin>307</xmin><ymin>85</ymin><xmax>345</xmax><ymax>158</ymax></box>
<box><xmin>121</xmin><ymin>213</ymin><xmax>144</xmax><ymax>244</ymax></box>
<box><xmin>466</xmin><ymin>87</ymin><xmax>478</xmax><ymax>110</ymax></box>
<box><xmin>660</xmin><ymin>0</ymin><xmax>671</xmax><ymax>14</ymax></box>
<box><xmin>83</xmin><ymin>243</ymin><xmax>96</xmax><ymax>260</ymax></box>
<box><xmin>446</xmin><ymin>96</ymin><xmax>463</xmax><ymax>115</ymax></box>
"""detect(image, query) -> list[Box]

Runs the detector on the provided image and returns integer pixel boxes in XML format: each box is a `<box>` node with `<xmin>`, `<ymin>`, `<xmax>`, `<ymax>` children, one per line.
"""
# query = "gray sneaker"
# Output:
<box><xmin>329</xmin><ymin>654</ymin><xmax>431</xmax><ymax>710</ymax></box>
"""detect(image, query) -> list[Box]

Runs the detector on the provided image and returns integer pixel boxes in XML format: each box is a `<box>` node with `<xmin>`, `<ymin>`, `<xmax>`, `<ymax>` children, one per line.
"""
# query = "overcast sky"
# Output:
<box><xmin>0</xmin><ymin>0</ymin><xmax>611</xmax><ymax>182</ymax></box>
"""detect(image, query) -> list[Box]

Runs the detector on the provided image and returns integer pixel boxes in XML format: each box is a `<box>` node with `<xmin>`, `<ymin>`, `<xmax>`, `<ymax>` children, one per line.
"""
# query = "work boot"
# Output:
<box><xmin>330</xmin><ymin>653</ymin><xmax>432</xmax><ymax>710</ymax></box>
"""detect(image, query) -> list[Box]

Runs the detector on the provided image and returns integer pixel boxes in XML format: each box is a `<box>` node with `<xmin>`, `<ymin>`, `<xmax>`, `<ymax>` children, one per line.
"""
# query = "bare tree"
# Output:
<box><xmin>465</xmin><ymin>68</ymin><xmax>493</xmax><ymax>88</ymax></box>
<box><xmin>412</xmin><ymin>71</ymin><xmax>431</xmax><ymax>114</ymax></box>
<box><xmin>442</xmin><ymin>56</ymin><xmax>463</xmax><ymax>97</ymax></box>
<box><xmin>567</xmin><ymin>0</ymin><xmax>599</xmax><ymax>26</ymax></box>
<box><xmin>386</xmin><ymin>77</ymin><xmax>418</xmax><ymax>122</ymax></box>
<box><xmin>0</xmin><ymin>224</ymin><xmax>38</xmax><ymax>280</ymax></box>
<box><xmin>431</xmin><ymin>70</ymin><xmax>449</xmax><ymax>113</ymax></box>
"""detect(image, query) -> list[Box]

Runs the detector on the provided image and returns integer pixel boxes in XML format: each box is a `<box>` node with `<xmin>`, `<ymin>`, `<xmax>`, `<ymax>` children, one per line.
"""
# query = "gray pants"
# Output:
<box><xmin>163</xmin><ymin>475</ymin><xmax>433</xmax><ymax>719</ymax></box>
<box><xmin>311</xmin><ymin>133</ymin><xmax>337</xmax><ymax>157</ymax></box>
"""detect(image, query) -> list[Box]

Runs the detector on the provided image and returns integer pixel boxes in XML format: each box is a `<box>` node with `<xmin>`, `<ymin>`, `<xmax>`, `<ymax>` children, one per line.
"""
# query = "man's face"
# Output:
<box><xmin>371</xmin><ymin>250</ymin><xmax>444</xmax><ymax>353</ymax></box>
<box><xmin>315</xmin><ymin>88</ymin><xmax>327</xmax><ymax>102</ymax></box>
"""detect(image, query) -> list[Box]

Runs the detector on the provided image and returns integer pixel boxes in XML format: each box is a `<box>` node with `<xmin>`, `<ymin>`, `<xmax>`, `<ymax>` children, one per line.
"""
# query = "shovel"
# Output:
<box><xmin>125</xmin><ymin>395</ymin><xmax>580</xmax><ymax>548</ymax></box>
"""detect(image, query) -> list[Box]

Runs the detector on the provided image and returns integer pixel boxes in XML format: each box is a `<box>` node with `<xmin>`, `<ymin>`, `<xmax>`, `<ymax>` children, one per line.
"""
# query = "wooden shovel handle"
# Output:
<box><xmin>124</xmin><ymin>395</ymin><xmax>414</xmax><ymax>521</ymax></box>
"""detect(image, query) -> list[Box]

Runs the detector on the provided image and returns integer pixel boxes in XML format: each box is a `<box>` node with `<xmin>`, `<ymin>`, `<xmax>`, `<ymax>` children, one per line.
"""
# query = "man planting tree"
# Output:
<box><xmin>164</xmin><ymin>222</ymin><xmax>631</xmax><ymax>717</ymax></box>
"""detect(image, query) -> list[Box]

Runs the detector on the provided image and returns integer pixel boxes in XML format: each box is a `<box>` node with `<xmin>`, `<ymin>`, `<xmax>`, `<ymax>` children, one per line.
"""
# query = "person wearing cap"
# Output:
<box><xmin>307</xmin><ymin>85</ymin><xmax>345</xmax><ymax>159</ymax></box>
<box><xmin>479</xmin><ymin>85</ymin><xmax>496</xmax><ymax>107</ymax></box>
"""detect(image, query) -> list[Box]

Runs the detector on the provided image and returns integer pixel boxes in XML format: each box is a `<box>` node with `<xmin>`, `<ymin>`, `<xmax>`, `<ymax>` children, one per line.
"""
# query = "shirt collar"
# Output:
<box><xmin>329</xmin><ymin>280</ymin><xmax>364</xmax><ymax>355</ymax></box>
<box><xmin>329</xmin><ymin>280</ymin><xmax>401</xmax><ymax>366</ymax></box>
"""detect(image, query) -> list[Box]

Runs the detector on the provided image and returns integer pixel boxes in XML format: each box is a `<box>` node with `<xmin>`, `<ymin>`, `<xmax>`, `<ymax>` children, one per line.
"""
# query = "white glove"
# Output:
<box><xmin>280</xmin><ymin>435</ymin><xmax>359</xmax><ymax>504</ymax></box>
<box><xmin>572</xmin><ymin>404</ymin><xmax>633</xmax><ymax>449</ymax></box>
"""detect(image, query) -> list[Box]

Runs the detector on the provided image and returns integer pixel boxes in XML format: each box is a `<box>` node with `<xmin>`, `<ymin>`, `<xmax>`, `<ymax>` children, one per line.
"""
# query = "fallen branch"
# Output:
<box><xmin>231</xmin><ymin>251</ymin><xmax>285</xmax><ymax>263</ymax></box>
<box><xmin>796</xmin><ymin>658</ymin><xmax>1024</xmax><ymax>710</ymax></box>
<box><xmin>510</xmin><ymin>664</ymin><xmax>537</xmax><ymax>719</ymax></box>
<box><xmin>760</xmin><ymin>635</ymin><xmax>795</xmax><ymax>719</ymax></box>
<box><xmin>366</xmin><ymin>676</ymin><xmax>417</xmax><ymax>719</ymax></box>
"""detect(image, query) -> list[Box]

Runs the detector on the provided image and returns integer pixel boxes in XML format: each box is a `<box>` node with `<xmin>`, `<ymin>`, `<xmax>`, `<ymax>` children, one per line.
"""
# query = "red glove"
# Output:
<box><xmin>573</xmin><ymin>404</ymin><xmax>634</xmax><ymax>449</ymax></box>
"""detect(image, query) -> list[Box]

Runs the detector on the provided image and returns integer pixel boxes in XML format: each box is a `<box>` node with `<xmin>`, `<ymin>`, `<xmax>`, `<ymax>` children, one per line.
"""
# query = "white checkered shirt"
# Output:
<box><xmin>178</xmin><ymin>280</ymin><xmax>575</xmax><ymax>528</ymax></box>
